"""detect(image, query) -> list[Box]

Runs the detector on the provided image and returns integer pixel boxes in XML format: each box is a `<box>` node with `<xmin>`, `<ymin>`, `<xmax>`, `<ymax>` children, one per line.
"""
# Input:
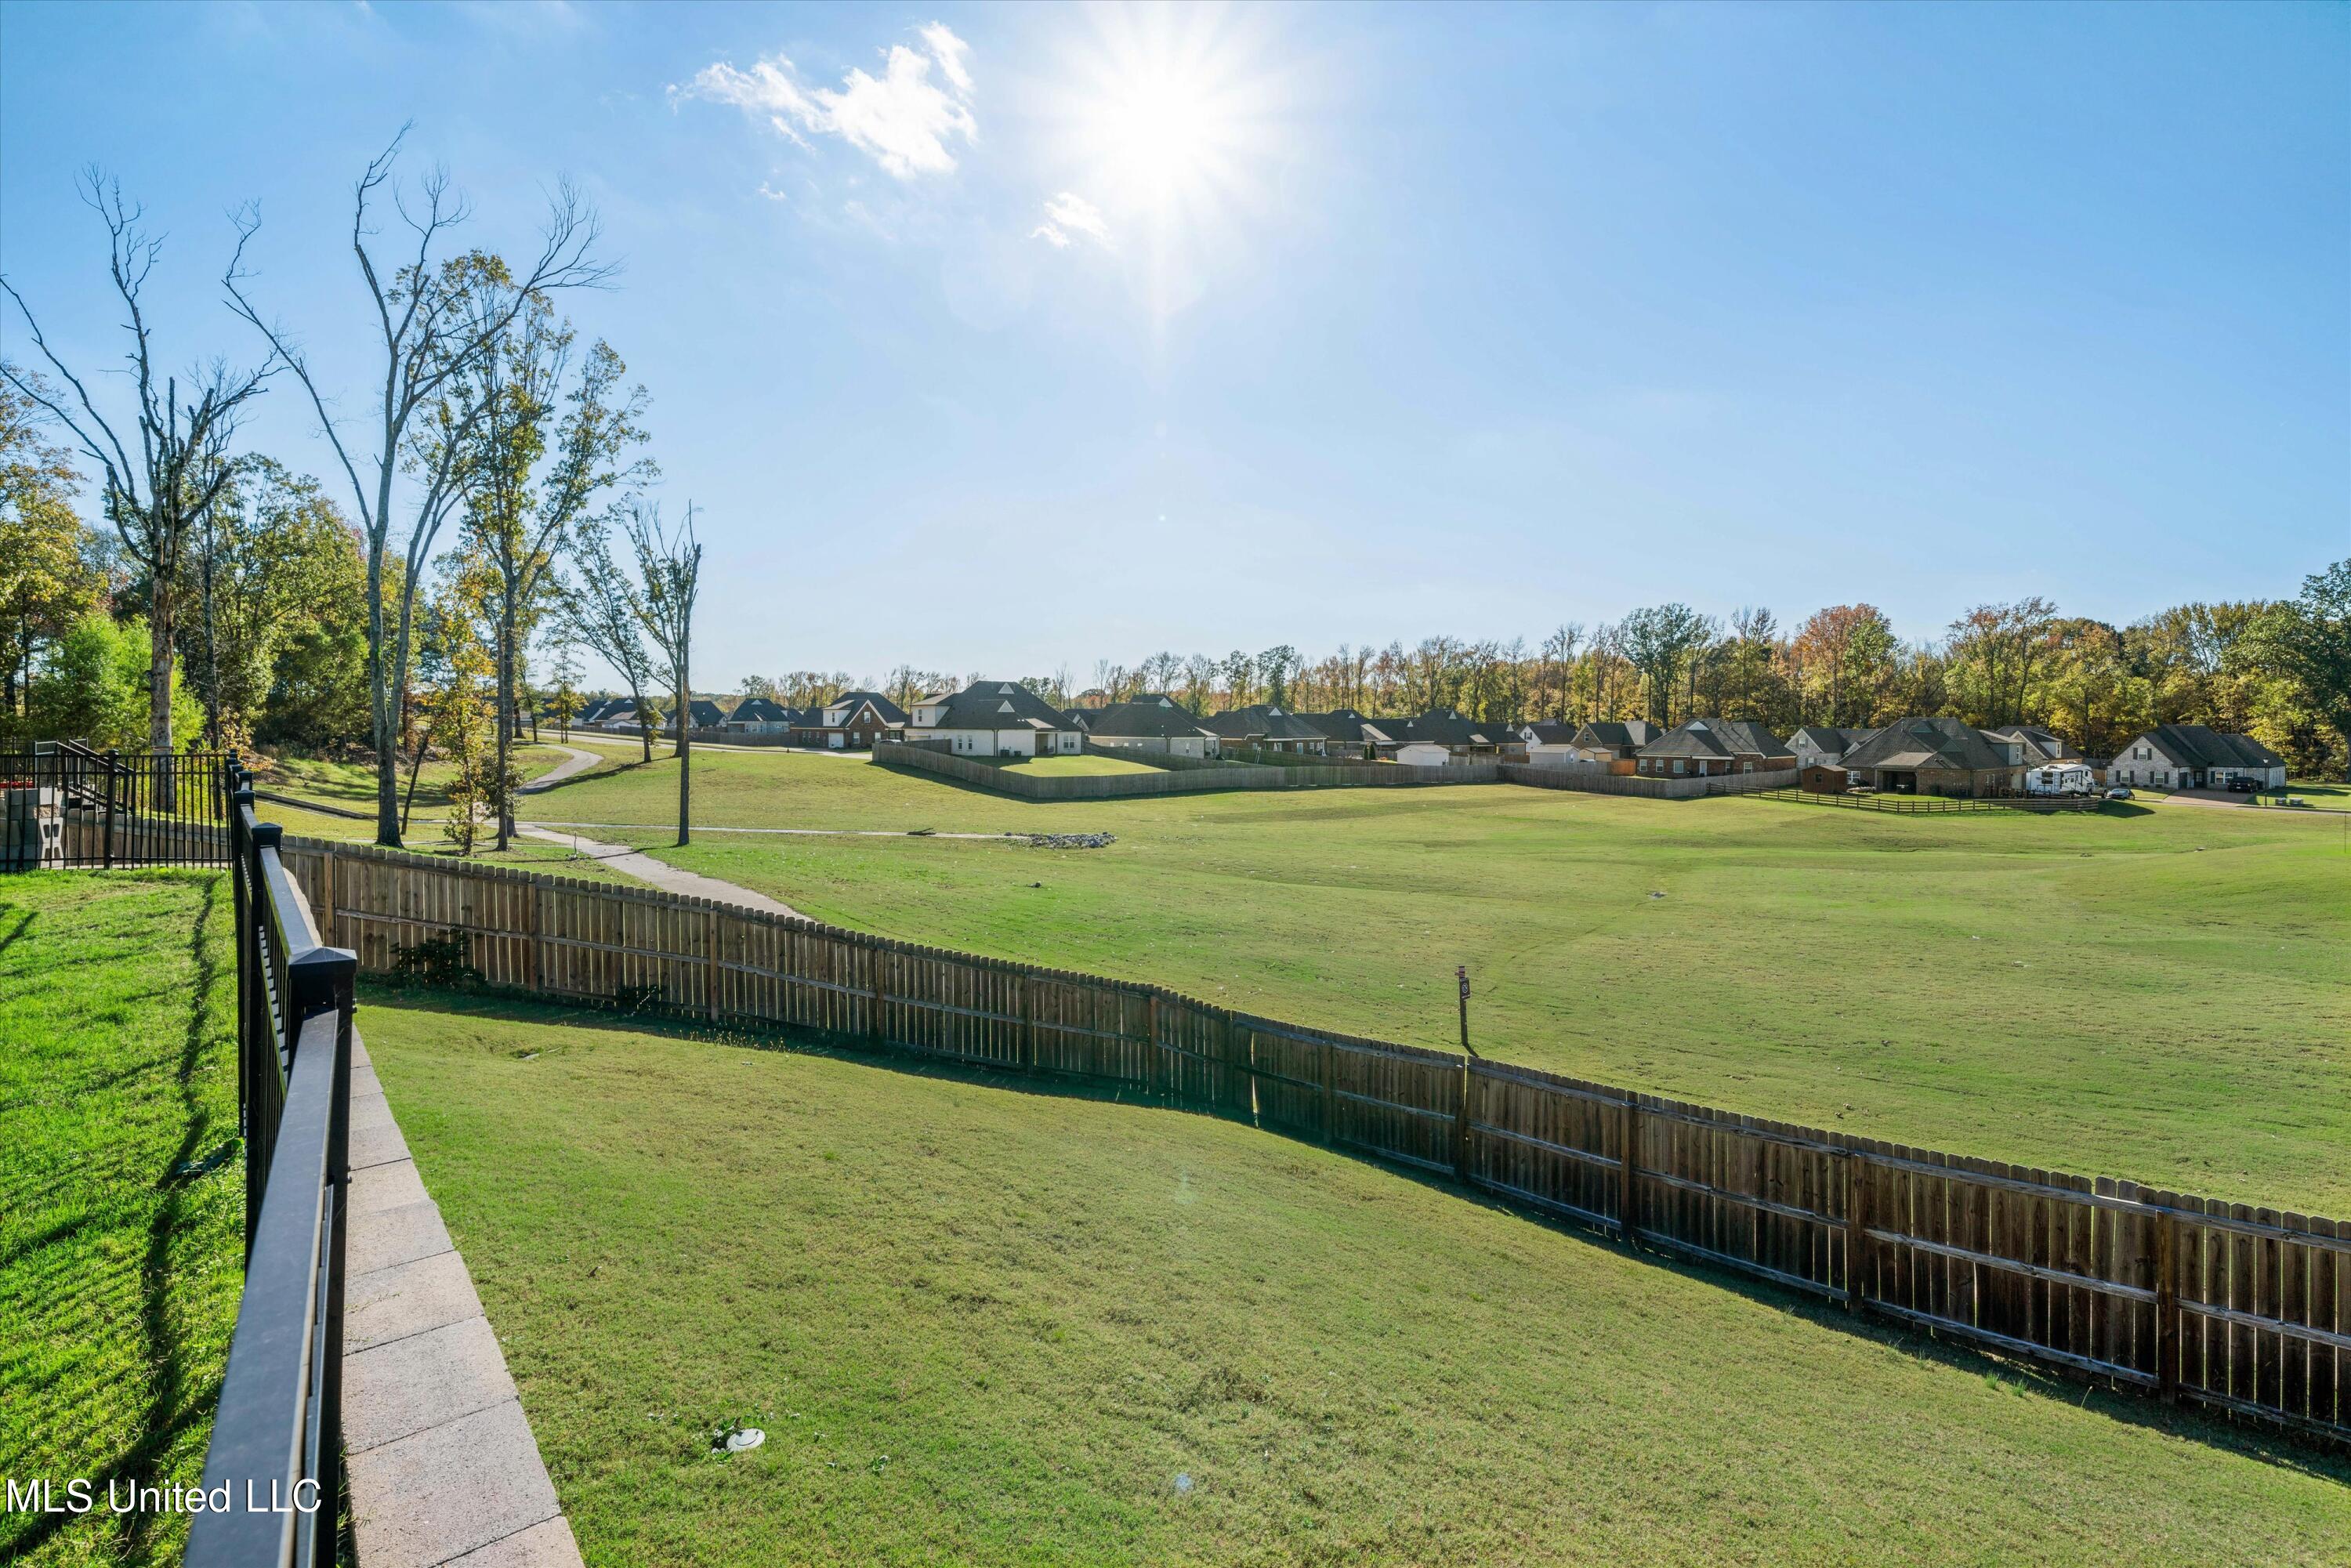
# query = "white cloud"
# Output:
<box><xmin>755</xmin><ymin>182</ymin><xmax>790</xmax><ymax>202</ymax></box>
<box><xmin>680</xmin><ymin>23</ymin><xmax>976</xmax><ymax>181</ymax></box>
<box><xmin>1032</xmin><ymin>191</ymin><xmax>1111</xmax><ymax>250</ymax></box>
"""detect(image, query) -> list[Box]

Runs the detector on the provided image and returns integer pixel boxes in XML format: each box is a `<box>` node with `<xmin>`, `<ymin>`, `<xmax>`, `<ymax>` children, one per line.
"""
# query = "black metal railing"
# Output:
<box><xmin>185</xmin><ymin>763</ymin><xmax>357</xmax><ymax>1568</ymax></box>
<box><xmin>0</xmin><ymin>741</ymin><xmax>231</xmax><ymax>867</ymax></box>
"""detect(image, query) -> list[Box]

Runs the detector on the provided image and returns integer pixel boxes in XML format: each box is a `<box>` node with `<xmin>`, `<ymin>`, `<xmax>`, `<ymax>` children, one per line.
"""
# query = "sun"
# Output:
<box><xmin>1092</xmin><ymin>56</ymin><xmax>1234</xmax><ymax>214</ymax></box>
<box><xmin>1042</xmin><ymin>4</ymin><xmax>1292</xmax><ymax>255</ymax></box>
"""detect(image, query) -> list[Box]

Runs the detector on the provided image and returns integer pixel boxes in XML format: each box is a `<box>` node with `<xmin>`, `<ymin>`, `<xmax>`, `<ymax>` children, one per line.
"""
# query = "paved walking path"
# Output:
<box><xmin>516</xmin><ymin>744</ymin><xmax>603</xmax><ymax>794</ymax></box>
<box><xmin>523</xmin><ymin>818</ymin><xmax>1033</xmax><ymax>841</ymax></box>
<box><xmin>342</xmin><ymin>1037</ymin><xmax>584</xmax><ymax>1568</ymax></box>
<box><xmin>513</xmin><ymin>825</ymin><xmax>806</xmax><ymax>918</ymax></box>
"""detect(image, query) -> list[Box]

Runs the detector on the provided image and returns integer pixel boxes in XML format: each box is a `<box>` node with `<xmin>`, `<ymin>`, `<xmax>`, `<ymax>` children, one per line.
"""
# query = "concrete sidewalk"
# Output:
<box><xmin>342</xmin><ymin>1037</ymin><xmax>584</xmax><ymax>1567</ymax></box>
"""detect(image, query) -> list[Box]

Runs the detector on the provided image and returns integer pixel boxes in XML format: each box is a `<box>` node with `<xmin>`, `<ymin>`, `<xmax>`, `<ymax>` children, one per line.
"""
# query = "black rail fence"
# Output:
<box><xmin>0</xmin><ymin>741</ymin><xmax>233</xmax><ymax>867</ymax></box>
<box><xmin>183</xmin><ymin>764</ymin><xmax>357</xmax><ymax>1567</ymax></box>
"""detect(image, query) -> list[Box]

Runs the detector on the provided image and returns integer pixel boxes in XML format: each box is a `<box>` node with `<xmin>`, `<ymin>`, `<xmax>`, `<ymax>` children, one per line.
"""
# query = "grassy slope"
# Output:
<box><xmin>0</xmin><ymin>871</ymin><xmax>239</xmax><ymax>1568</ymax></box>
<box><xmin>252</xmin><ymin>744</ymin><xmax>647</xmax><ymax>882</ymax></box>
<box><xmin>998</xmin><ymin>754</ymin><xmax>1168</xmax><ymax>777</ymax></box>
<box><xmin>364</xmin><ymin>994</ymin><xmax>2351</xmax><ymax>1567</ymax></box>
<box><xmin>525</xmin><ymin>750</ymin><xmax>2351</xmax><ymax>1213</ymax></box>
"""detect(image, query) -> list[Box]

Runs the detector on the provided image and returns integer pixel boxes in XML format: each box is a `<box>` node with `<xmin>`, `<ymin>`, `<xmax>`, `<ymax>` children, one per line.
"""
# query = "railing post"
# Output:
<box><xmin>101</xmin><ymin>748</ymin><xmax>118</xmax><ymax>870</ymax></box>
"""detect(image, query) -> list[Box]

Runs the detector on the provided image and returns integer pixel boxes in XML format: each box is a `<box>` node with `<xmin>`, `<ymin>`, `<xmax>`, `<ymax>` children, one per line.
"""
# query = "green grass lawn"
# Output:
<box><xmin>361</xmin><ymin>993</ymin><xmax>2351</xmax><ymax>1566</ymax></box>
<box><xmin>522</xmin><ymin>749</ymin><xmax>2351</xmax><ymax>1215</ymax></box>
<box><xmin>0</xmin><ymin>871</ymin><xmax>240</xmax><ymax>1568</ymax></box>
<box><xmin>997</xmin><ymin>753</ymin><xmax>1168</xmax><ymax>777</ymax></box>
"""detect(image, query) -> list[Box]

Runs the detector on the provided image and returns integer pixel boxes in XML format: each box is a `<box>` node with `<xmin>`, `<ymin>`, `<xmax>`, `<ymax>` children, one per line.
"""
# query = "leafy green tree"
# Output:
<box><xmin>31</xmin><ymin>612</ymin><xmax>199</xmax><ymax>751</ymax></box>
<box><xmin>0</xmin><ymin>379</ymin><xmax>105</xmax><ymax>744</ymax></box>
<box><xmin>2244</xmin><ymin>560</ymin><xmax>2351</xmax><ymax>780</ymax></box>
<box><xmin>1618</xmin><ymin>603</ymin><xmax>1712</xmax><ymax>726</ymax></box>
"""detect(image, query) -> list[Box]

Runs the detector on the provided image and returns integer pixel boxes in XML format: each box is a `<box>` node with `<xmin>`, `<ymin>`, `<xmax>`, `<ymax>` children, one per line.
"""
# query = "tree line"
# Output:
<box><xmin>2</xmin><ymin>141</ymin><xmax>706</xmax><ymax>850</ymax></box>
<box><xmin>1052</xmin><ymin>587</ymin><xmax>2349</xmax><ymax>776</ymax></box>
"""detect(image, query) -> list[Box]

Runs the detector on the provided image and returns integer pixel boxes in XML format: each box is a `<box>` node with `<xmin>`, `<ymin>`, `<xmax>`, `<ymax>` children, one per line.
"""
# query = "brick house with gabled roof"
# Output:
<box><xmin>2106</xmin><ymin>725</ymin><xmax>2286</xmax><ymax>790</ymax></box>
<box><xmin>792</xmin><ymin>690</ymin><xmax>906</xmax><ymax>750</ymax></box>
<box><xmin>1837</xmin><ymin>716</ymin><xmax>2024</xmax><ymax>797</ymax></box>
<box><xmin>1635</xmin><ymin>719</ymin><xmax>1793</xmax><ymax>777</ymax></box>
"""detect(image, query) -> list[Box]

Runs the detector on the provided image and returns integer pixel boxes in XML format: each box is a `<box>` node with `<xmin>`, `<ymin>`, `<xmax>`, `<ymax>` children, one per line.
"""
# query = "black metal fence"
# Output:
<box><xmin>0</xmin><ymin>741</ymin><xmax>232</xmax><ymax>867</ymax></box>
<box><xmin>184</xmin><ymin>764</ymin><xmax>357</xmax><ymax>1568</ymax></box>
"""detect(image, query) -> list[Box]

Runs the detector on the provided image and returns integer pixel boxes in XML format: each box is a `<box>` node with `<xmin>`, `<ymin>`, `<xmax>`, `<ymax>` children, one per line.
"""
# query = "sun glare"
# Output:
<box><xmin>1038</xmin><ymin>4</ymin><xmax>1295</xmax><ymax>316</ymax></box>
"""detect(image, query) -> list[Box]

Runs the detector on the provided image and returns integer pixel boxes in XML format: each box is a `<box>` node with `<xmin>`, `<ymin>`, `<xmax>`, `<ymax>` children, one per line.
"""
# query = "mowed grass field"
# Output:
<box><xmin>520</xmin><ymin>749</ymin><xmax>2351</xmax><ymax>1214</ymax></box>
<box><xmin>362</xmin><ymin>994</ymin><xmax>2351</xmax><ymax>1566</ymax></box>
<box><xmin>0</xmin><ymin>871</ymin><xmax>241</xmax><ymax>1568</ymax></box>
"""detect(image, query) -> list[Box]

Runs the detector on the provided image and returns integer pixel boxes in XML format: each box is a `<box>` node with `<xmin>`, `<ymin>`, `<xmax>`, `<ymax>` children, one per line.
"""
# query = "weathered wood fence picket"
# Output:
<box><xmin>279</xmin><ymin>834</ymin><xmax>2347</xmax><ymax>1447</ymax></box>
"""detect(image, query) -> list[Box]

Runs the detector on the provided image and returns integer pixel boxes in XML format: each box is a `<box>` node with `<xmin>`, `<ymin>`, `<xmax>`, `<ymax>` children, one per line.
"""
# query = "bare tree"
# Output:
<box><xmin>558</xmin><ymin>513</ymin><xmax>658</xmax><ymax>764</ymax></box>
<box><xmin>223</xmin><ymin>128</ymin><xmax>615</xmax><ymax>845</ymax></box>
<box><xmin>2</xmin><ymin>171</ymin><xmax>273</xmax><ymax>779</ymax></box>
<box><xmin>620</xmin><ymin>499</ymin><xmax>702</xmax><ymax>847</ymax></box>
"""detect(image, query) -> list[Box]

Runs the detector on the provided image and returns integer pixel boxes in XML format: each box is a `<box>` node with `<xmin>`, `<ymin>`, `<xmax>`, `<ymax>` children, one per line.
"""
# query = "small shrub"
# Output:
<box><xmin>389</xmin><ymin>928</ymin><xmax>483</xmax><ymax>989</ymax></box>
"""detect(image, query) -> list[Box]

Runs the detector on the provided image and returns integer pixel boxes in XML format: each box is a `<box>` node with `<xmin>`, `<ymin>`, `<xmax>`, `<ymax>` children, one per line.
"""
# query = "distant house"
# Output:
<box><xmin>1567</xmin><ymin>720</ymin><xmax>1661</xmax><ymax>763</ymax></box>
<box><xmin>1291</xmin><ymin>709</ymin><xmax>1391</xmax><ymax>761</ymax></box>
<box><xmin>794</xmin><ymin>690</ymin><xmax>907</xmax><ymax>750</ymax></box>
<box><xmin>1203</xmin><ymin>705</ymin><xmax>1329</xmax><ymax>756</ymax></box>
<box><xmin>1392</xmin><ymin>709</ymin><xmax>1514</xmax><ymax>762</ymax></box>
<box><xmin>1085</xmin><ymin>694</ymin><xmax>1223</xmax><ymax>759</ymax></box>
<box><xmin>574</xmin><ymin>697</ymin><xmax>628</xmax><ymax>727</ymax></box>
<box><xmin>1838</xmin><ymin>717</ymin><xmax>2026</xmax><ymax>797</ymax></box>
<box><xmin>1786</xmin><ymin>726</ymin><xmax>1876</xmax><ymax>770</ymax></box>
<box><xmin>1516</xmin><ymin>720</ymin><xmax>1585</xmax><ymax>766</ymax></box>
<box><xmin>726</xmin><ymin>697</ymin><xmax>799</xmax><ymax>733</ymax></box>
<box><xmin>659</xmin><ymin>699</ymin><xmax>726</xmax><ymax>737</ymax></box>
<box><xmin>904</xmin><ymin>681</ymin><xmax>1085</xmax><ymax>758</ymax></box>
<box><xmin>1635</xmin><ymin>719</ymin><xmax>1793</xmax><ymax>778</ymax></box>
<box><xmin>2106</xmin><ymin>725</ymin><xmax>2286</xmax><ymax>791</ymax></box>
<box><xmin>1980</xmin><ymin>725</ymin><xmax>2082</xmax><ymax>765</ymax></box>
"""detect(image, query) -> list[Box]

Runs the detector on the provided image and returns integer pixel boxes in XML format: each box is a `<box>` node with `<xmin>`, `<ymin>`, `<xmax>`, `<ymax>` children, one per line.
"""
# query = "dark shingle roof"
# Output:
<box><xmin>1086</xmin><ymin>697</ymin><xmax>1220</xmax><ymax>741</ymax></box>
<box><xmin>1981</xmin><ymin>724</ymin><xmax>2076</xmax><ymax>761</ymax></box>
<box><xmin>576</xmin><ymin>697</ymin><xmax>626</xmax><ymax>724</ymax></box>
<box><xmin>1399</xmin><ymin>709</ymin><xmax>1512</xmax><ymax>748</ymax></box>
<box><xmin>916</xmin><ymin>681</ymin><xmax>1081</xmax><ymax>733</ymax></box>
<box><xmin>1638</xmin><ymin>719</ymin><xmax>1788</xmax><ymax>761</ymax></box>
<box><xmin>826</xmin><ymin>690</ymin><xmax>908</xmax><ymax>725</ymax></box>
<box><xmin>2134</xmin><ymin>724</ymin><xmax>2284</xmax><ymax>770</ymax></box>
<box><xmin>1289</xmin><ymin>709</ymin><xmax>1382</xmax><ymax>744</ymax></box>
<box><xmin>1571</xmin><ymin>720</ymin><xmax>1661</xmax><ymax>752</ymax></box>
<box><xmin>1788</xmin><ymin>725</ymin><xmax>1875</xmax><ymax>756</ymax></box>
<box><xmin>730</xmin><ymin>697</ymin><xmax>794</xmax><ymax>724</ymax></box>
<box><xmin>1519</xmin><ymin>720</ymin><xmax>1581</xmax><ymax>745</ymax></box>
<box><xmin>1840</xmin><ymin>716</ymin><xmax>2013</xmax><ymax>773</ymax></box>
<box><xmin>1202</xmin><ymin>705</ymin><xmax>1328</xmax><ymax>743</ymax></box>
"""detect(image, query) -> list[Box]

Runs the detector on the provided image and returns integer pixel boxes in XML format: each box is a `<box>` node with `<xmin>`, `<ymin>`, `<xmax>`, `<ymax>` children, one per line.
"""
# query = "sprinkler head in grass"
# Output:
<box><xmin>715</xmin><ymin>1426</ymin><xmax>765</xmax><ymax>1454</ymax></box>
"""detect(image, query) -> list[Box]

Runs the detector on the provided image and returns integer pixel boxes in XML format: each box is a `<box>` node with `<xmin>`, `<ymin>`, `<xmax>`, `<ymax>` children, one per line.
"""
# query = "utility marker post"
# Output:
<box><xmin>1457</xmin><ymin>965</ymin><xmax>1475</xmax><ymax>1059</ymax></box>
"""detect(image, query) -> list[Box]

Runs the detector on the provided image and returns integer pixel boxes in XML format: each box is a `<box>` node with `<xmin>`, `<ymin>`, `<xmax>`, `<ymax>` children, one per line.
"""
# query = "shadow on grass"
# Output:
<box><xmin>360</xmin><ymin>982</ymin><xmax>2351</xmax><ymax>1485</ymax></box>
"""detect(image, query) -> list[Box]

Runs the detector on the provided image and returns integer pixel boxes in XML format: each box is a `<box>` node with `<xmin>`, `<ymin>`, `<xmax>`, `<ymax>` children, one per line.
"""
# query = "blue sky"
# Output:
<box><xmin>3</xmin><ymin>1</ymin><xmax>2345</xmax><ymax>686</ymax></box>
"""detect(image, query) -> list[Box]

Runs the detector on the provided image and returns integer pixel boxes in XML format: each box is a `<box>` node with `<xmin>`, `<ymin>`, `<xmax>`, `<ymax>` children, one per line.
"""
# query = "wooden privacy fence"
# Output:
<box><xmin>875</xmin><ymin>740</ymin><xmax>1499</xmax><ymax>797</ymax></box>
<box><xmin>1500</xmin><ymin>763</ymin><xmax>1802</xmax><ymax>798</ymax></box>
<box><xmin>277</xmin><ymin>833</ymin><xmax>2348</xmax><ymax>1447</ymax></box>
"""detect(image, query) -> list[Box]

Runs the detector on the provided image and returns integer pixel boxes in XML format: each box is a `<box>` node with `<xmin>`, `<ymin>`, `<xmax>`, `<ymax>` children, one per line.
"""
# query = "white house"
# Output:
<box><xmin>1516</xmin><ymin>721</ymin><xmax>1586</xmax><ymax>766</ymax></box>
<box><xmin>904</xmin><ymin>681</ymin><xmax>1085</xmax><ymax>758</ymax></box>
<box><xmin>2106</xmin><ymin>725</ymin><xmax>2287</xmax><ymax>790</ymax></box>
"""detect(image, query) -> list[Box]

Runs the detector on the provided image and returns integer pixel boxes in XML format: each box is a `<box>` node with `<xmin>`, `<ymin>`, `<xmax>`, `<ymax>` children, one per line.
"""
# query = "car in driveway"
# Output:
<box><xmin>2104</xmin><ymin>786</ymin><xmax>2133</xmax><ymax>801</ymax></box>
<box><xmin>2225</xmin><ymin>777</ymin><xmax>2259</xmax><ymax>793</ymax></box>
